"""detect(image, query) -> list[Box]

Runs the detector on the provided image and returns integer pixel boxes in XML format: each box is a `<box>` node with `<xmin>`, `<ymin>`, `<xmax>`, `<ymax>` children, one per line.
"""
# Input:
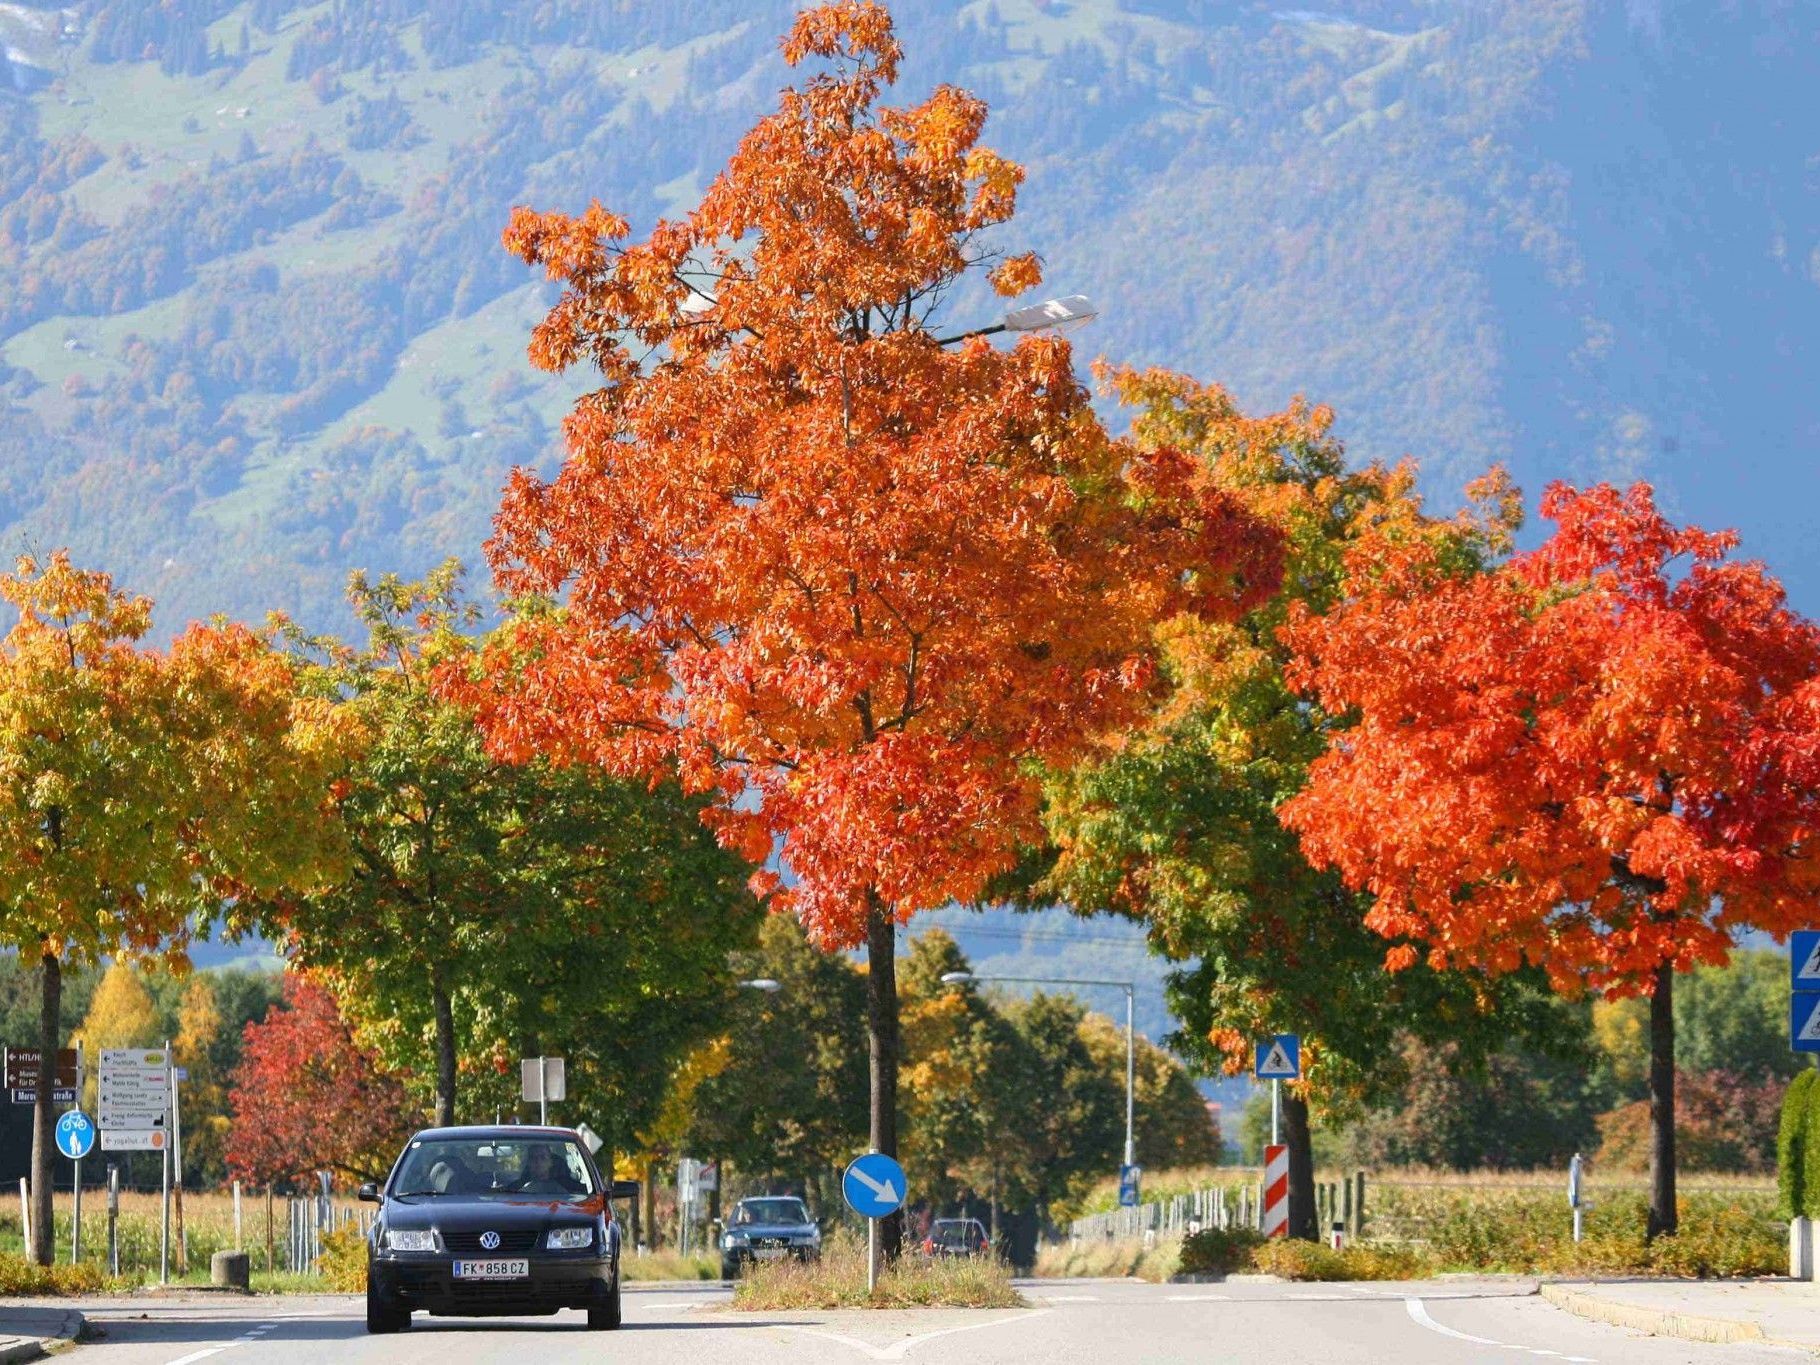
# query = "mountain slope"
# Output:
<box><xmin>0</xmin><ymin>0</ymin><xmax>1814</xmax><ymax>636</ymax></box>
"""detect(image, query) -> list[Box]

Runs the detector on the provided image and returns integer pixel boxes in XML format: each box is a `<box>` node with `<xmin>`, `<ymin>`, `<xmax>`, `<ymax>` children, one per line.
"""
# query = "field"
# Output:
<box><xmin>1053</xmin><ymin>1169</ymin><xmax>1785</xmax><ymax>1281</ymax></box>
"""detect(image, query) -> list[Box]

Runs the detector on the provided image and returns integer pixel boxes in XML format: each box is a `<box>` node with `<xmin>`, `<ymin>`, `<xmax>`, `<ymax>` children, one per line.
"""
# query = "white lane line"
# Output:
<box><xmin>780</xmin><ymin>1309</ymin><xmax>1051</xmax><ymax>1361</ymax></box>
<box><xmin>1405</xmin><ymin>1298</ymin><xmax>1594</xmax><ymax>1363</ymax></box>
<box><xmin>165</xmin><ymin>1351</ymin><xmax>228</xmax><ymax>1365</ymax></box>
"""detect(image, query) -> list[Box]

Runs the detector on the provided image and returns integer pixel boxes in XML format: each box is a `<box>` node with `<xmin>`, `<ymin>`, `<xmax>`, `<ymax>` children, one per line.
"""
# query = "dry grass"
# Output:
<box><xmin>622</xmin><ymin>1248</ymin><xmax>721</xmax><ymax>1281</ymax></box>
<box><xmin>730</xmin><ymin>1228</ymin><xmax>1024</xmax><ymax>1310</ymax></box>
<box><xmin>1033</xmin><ymin>1235</ymin><xmax>1182</xmax><ymax>1282</ymax></box>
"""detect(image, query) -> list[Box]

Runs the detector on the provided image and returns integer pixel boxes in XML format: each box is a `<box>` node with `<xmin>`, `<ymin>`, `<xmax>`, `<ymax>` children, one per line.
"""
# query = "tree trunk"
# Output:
<box><xmin>1647</xmin><ymin>961</ymin><xmax>1677</xmax><ymax>1239</ymax></box>
<box><xmin>28</xmin><ymin>948</ymin><xmax>59</xmax><ymax>1265</ymax></box>
<box><xmin>432</xmin><ymin>980</ymin><xmax>457</xmax><ymax>1128</ymax></box>
<box><xmin>1283</xmin><ymin>1090</ymin><xmax>1317</xmax><ymax>1242</ymax></box>
<box><xmin>865</xmin><ymin>895</ymin><xmax>901</xmax><ymax>1260</ymax></box>
<box><xmin>642</xmin><ymin>1157</ymin><xmax>657</xmax><ymax>1250</ymax></box>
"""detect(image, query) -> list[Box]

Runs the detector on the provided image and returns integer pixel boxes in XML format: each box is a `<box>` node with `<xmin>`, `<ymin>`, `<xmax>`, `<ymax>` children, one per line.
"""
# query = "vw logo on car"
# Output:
<box><xmin>479</xmin><ymin>1230</ymin><xmax>501</xmax><ymax>1251</ymax></box>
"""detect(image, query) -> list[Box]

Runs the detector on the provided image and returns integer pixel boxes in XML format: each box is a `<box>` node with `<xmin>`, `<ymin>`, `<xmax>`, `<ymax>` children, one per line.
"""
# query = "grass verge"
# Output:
<box><xmin>731</xmin><ymin>1237</ymin><xmax>1024</xmax><ymax>1310</ymax></box>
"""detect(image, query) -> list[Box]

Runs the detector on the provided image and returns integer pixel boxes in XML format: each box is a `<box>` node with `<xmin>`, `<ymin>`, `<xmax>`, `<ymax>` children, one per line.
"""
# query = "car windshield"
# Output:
<box><xmin>734</xmin><ymin>1198</ymin><xmax>809</xmax><ymax>1226</ymax></box>
<box><xmin>391</xmin><ymin>1137</ymin><xmax>596</xmax><ymax>1202</ymax></box>
<box><xmin>932</xmin><ymin>1221</ymin><xmax>979</xmax><ymax>1245</ymax></box>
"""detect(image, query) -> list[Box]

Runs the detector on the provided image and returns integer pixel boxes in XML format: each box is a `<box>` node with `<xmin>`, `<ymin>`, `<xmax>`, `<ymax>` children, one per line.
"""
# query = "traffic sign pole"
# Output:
<box><xmin>1271</xmin><ymin>1079</ymin><xmax>1280</xmax><ymax>1146</ymax></box>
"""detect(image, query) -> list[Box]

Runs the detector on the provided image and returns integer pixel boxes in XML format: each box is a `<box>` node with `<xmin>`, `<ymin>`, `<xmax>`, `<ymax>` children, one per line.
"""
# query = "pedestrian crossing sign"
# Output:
<box><xmin>1793</xmin><ymin>994</ymin><xmax>1820</xmax><ymax>1053</ymax></box>
<box><xmin>1255</xmin><ymin>1034</ymin><xmax>1301</xmax><ymax>1080</ymax></box>
<box><xmin>1794</xmin><ymin>931</ymin><xmax>1820</xmax><ymax>990</ymax></box>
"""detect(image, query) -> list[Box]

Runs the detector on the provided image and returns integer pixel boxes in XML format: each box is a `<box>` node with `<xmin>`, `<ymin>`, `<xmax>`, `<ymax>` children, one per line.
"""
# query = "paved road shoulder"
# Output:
<box><xmin>0</xmin><ymin>1303</ymin><xmax>86</xmax><ymax>1363</ymax></box>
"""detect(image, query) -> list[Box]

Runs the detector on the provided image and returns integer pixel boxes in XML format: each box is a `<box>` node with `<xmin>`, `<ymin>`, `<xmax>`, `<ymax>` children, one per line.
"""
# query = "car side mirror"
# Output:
<box><xmin>610</xmin><ymin>1179</ymin><xmax>640</xmax><ymax>1200</ymax></box>
<box><xmin>357</xmin><ymin>1182</ymin><xmax>380</xmax><ymax>1203</ymax></box>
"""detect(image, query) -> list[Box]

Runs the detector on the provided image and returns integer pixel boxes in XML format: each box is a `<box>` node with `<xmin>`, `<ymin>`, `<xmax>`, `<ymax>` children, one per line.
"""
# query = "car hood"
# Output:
<box><xmin>728</xmin><ymin>1221</ymin><xmax>816</xmax><ymax>1237</ymax></box>
<box><xmin>384</xmin><ymin>1193</ymin><xmax>606</xmax><ymax>1231</ymax></box>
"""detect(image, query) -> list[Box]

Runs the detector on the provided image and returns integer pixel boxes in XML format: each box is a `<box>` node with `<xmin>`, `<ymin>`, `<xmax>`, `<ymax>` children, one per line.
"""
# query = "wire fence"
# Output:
<box><xmin>1067</xmin><ymin>1172</ymin><xmax>1369</xmax><ymax>1244</ymax></box>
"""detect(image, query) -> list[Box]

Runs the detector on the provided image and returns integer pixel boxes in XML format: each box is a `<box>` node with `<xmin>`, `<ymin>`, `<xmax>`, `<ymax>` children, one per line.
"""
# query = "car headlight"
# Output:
<box><xmin>722</xmin><ymin>1232</ymin><xmax>745</xmax><ymax>1249</ymax></box>
<box><xmin>547</xmin><ymin>1227</ymin><xmax>593</xmax><ymax>1250</ymax></box>
<box><xmin>384</xmin><ymin>1228</ymin><xmax>439</xmax><ymax>1252</ymax></box>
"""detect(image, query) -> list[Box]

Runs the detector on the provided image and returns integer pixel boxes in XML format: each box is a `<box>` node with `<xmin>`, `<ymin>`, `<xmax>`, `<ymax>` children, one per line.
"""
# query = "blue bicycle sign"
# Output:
<box><xmin>55</xmin><ymin>1109</ymin><xmax>96</xmax><ymax>1161</ymax></box>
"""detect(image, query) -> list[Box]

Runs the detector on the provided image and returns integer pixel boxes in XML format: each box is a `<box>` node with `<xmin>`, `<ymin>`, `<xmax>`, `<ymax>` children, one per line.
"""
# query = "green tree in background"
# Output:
<box><xmin>270</xmin><ymin>563</ymin><xmax>759</xmax><ymax>1153</ymax></box>
<box><xmin>685</xmin><ymin>915</ymin><xmax>868</xmax><ymax>1203</ymax></box>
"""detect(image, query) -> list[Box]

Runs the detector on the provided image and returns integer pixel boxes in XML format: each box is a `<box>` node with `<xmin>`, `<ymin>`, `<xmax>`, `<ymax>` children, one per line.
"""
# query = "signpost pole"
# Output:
<box><xmin>1271</xmin><ymin>1078</ymin><xmax>1280</xmax><ymax>1147</ymax></box>
<box><xmin>539</xmin><ymin>1057</ymin><xmax>548</xmax><ymax>1126</ymax></box>
<box><xmin>867</xmin><ymin>1217</ymin><xmax>879</xmax><ymax>1296</ymax></box>
<box><xmin>171</xmin><ymin>1062</ymin><xmax>185</xmax><ymax>1273</ymax></box>
<box><xmin>159</xmin><ymin>1040</ymin><xmax>171</xmax><ymax>1286</ymax></box>
<box><xmin>107</xmin><ymin>1166</ymin><xmax>118</xmax><ymax>1278</ymax></box>
<box><xmin>71</xmin><ymin>1045</ymin><xmax>83</xmax><ymax>1265</ymax></box>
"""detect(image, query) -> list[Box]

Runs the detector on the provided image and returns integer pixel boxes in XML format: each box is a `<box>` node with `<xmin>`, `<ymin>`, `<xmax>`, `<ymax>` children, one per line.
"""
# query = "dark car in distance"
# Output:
<box><xmin>719</xmin><ymin>1195</ymin><xmax>821</xmax><ymax>1279</ymax></box>
<box><xmin>921</xmin><ymin>1217</ymin><xmax>990</xmax><ymax>1258</ymax></box>
<box><xmin>361</xmin><ymin>1125</ymin><xmax>636</xmax><ymax>1334</ymax></box>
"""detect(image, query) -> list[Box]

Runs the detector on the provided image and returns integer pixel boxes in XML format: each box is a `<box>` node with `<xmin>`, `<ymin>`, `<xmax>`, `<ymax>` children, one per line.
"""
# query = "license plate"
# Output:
<box><xmin>453</xmin><ymin>1259</ymin><xmax>529</xmax><ymax>1280</ymax></box>
<box><xmin>752</xmin><ymin>1248</ymin><xmax>787</xmax><ymax>1261</ymax></box>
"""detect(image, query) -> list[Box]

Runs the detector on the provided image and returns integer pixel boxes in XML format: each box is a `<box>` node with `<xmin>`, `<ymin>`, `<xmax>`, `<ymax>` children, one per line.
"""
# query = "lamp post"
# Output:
<box><xmin>939</xmin><ymin>970</ymin><xmax>1136</xmax><ymax>1168</ymax></box>
<box><xmin>934</xmin><ymin>294</ymin><xmax>1099</xmax><ymax>347</ymax></box>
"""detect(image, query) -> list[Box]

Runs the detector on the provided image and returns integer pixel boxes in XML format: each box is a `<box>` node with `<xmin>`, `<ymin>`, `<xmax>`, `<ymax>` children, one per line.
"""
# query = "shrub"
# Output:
<box><xmin>1249</xmin><ymin>1239</ymin><xmax>1433</xmax><ymax>1282</ymax></box>
<box><xmin>1779</xmin><ymin>1069</ymin><xmax>1815</xmax><ymax>1217</ymax></box>
<box><xmin>315</xmin><ymin>1222</ymin><xmax>366</xmax><ymax>1293</ymax></box>
<box><xmin>1806</xmin><ymin>1071</ymin><xmax>1820</xmax><ymax>1219</ymax></box>
<box><xmin>1177</xmin><ymin>1226</ymin><xmax>1263</xmax><ymax>1277</ymax></box>
<box><xmin>0</xmin><ymin>1253</ymin><xmax>106</xmax><ymax>1295</ymax></box>
<box><xmin>1597</xmin><ymin>1070</ymin><xmax>1786</xmax><ymax>1175</ymax></box>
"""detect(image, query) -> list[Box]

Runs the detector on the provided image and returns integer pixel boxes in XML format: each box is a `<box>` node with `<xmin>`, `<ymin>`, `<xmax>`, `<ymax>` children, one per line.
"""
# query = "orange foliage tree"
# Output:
<box><xmin>454</xmin><ymin>1</ymin><xmax>1279</xmax><ymax>1253</ymax></box>
<box><xmin>1283</xmin><ymin>482</ymin><xmax>1820</xmax><ymax>1236</ymax></box>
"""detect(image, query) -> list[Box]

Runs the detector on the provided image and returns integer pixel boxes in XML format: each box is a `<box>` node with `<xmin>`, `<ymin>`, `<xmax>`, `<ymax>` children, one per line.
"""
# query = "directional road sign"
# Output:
<box><xmin>1255</xmin><ymin>1034</ymin><xmax>1301</xmax><ymax>1080</ymax></box>
<box><xmin>1794</xmin><ymin>931</ymin><xmax>1820</xmax><ymax>991</ymax></box>
<box><xmin>1118</xmin><ymin>1164</ymin><xmax>1142</xmax><ymax>1208</ymax></box>
<box><xmin>55</xmin><ymin>1110</ymin><xmax>96</xmax><ymax>1161</ymax></box>
<box><xmin>99</xmin><ymin>1048</ymin><xmax>169</xmax><ymax>1149</ymax></box>
<box><xmin>6</xmin><ymin>1047</ymin><xmax>78</xmax><ymax>1105</ymax></box>
<box><xmin>842</xmin><ymin>1152</ymin><xmax>906</xmax><ymax>1219</ymax></box>
<box><xmin>1793</xmin><ymin>993</ymin><xmax>1820</xmax><ymax>1053</ymax></box>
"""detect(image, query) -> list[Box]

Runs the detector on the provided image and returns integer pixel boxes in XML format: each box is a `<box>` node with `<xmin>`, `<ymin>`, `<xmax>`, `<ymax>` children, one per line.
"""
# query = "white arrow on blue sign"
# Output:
<box><xmin>1793</xmin><ymin>994</ymin><xmax>1820</xmax><ymax>1054</ymax></box>
<box><xmin>842</xmin><ymin>1152</ymin><xmax>906</xmax><ymax>1218</ymax></box>
<box><xmin>55</xmin><ymin>1109</ymin><xmax>96</xmax><ymax>1161</ymax></box>
<box><xmin>1255</xmin><ymin>1034</ymin><xmax>1301</xmax><ymax>1080</ymax></box>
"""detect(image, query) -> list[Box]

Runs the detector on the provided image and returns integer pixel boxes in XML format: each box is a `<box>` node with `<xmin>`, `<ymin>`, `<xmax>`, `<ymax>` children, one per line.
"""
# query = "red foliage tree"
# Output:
<box><xmin>451</xmin><ymin>1</ymin><xmax>1279</xmax><ymax>1252</ymax></box>
<box><xmin>227</xmin><ymin>976</ymin><xmax>420</xmax><ymax>1188</ymax></box>
<box><xmin>1283</xmin><ymin>481</ymin><xmax>1820</xmax><ymax>1235</ymax></box>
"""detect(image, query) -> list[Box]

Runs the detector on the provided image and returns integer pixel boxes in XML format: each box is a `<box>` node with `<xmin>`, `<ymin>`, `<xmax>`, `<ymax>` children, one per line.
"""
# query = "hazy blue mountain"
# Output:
<box><xmin>0</xmin><ymin>0</ymin><xmax>1812</xmax><ymax>632</ymax></box>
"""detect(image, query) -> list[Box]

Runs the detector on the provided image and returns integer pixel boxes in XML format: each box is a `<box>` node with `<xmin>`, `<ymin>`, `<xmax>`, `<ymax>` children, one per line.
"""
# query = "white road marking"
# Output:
<box><xmin>1405</xmin><ymin>1298</ymin><xmax>1594</xmax><ymax>1363</ymax></box>
<box><xmin>164</xmin><ymin>1351</ymin><xmax>228</xmax><ymax>1365</ymax></box>
<box><xmin>780</xmin><ymin>1309</ymin><xmax>1051</xmax><ymax>1360</ymax></box>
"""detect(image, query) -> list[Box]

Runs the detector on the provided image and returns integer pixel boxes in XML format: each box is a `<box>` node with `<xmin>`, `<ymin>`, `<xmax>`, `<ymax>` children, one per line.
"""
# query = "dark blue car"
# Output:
<box><xmin>361</xmin><ymin>1125</ymin><xmax>636</xmax><ymax>1334</ymax></box>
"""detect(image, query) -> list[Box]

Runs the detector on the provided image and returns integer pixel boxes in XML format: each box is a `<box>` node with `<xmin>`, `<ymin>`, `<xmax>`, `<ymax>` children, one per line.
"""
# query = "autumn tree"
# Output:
<box><xmin>459</xmin><ymin>1</ymin><xmax>1278</xmax><ymax>1256</ymax></box>
<box><xmin>1040</xmin><ymin>370</ymin><xmax>1556</xmax><ymax>1236</ymax></box>
<box><xmin>269</xmin><ymin>563</ymin><xmax>758</xmax><ymax>1145</ymax></box>
<box><xmin>1283</xmin><ymin>482</ymin><xmax>1820</xmax><ymax>1236</ymax></box>
<box><xmin>0</xmin><ymin>552</ymin><xmax>344</xmax><ymax>1263</ymax></box>
<box><xmin>227</xmin><ymin>976</ymin><xmax>418</xmax><ymax>1187</ymax></box>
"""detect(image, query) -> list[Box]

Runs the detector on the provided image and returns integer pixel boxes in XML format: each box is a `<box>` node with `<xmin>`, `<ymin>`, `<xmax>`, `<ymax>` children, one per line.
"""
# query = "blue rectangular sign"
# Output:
<box><xmin>1255</xmin><ymin>1034</ymin><xmax>1301</xmax><ymax>1080</ymax></box>
<box><xmin>1792</xmin><ymin>993</ymin><xmax>1820</xmax><ymax>1053</ymax></box>
<box><xmin>1118</xmin><ymin>1164</ymin><xmax>1141</xmax><ymax>1208</ymax></box>
<box><xmin>1794</xmin><ymin>931</ymin><xmax>1820</xmax><ymax>991</ymax></box>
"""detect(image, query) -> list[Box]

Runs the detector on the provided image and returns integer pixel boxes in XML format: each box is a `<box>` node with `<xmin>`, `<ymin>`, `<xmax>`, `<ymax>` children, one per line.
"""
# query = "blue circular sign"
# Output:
<box><xmin>54</xmin><ymin>1109</ymin><xmax>95</xmax><ymax>1161</ymax></box>
<box><xmin>841</xmin><ymin>1151</ymin><xmax>906</xmax><ymax>1219</ymax></box>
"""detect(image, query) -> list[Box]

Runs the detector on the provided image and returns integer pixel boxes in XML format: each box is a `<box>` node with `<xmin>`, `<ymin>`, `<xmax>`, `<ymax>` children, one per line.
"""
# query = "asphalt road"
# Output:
<box><xmin>55</xmin><ymin>1279</ymin><xmax>1802</xmax><ymax>1364</ymax></box>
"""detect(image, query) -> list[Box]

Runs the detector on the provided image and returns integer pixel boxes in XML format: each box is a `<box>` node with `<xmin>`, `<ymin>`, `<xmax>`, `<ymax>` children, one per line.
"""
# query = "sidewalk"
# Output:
<box><xmin>0</xmin><ymin>1304</ymin><xmax>86</xmax><ymax>1363</ymax></box>
<box><xmin>1543</xmin><ymin>1278</ymin><xmax>1820</xmax><ymax>1352</ymax></box>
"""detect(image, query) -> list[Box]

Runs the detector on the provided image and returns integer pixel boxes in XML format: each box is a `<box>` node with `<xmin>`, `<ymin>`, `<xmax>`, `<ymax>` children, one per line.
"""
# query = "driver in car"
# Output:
<box><xmin>515</xmin><ymin>1144</ymin><xmax>581</xmax><ymax>1196</ymax></box>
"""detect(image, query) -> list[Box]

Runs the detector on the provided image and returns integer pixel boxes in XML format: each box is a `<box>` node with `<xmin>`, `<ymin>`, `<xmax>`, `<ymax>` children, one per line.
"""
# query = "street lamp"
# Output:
<box><xmin>939</xmin><ymin>969</ymin><xmax>1136</xmax><ymax>1168</ymax></box>
<box><xmin>736</xmin><ymin>979</ymin><xmax>782</xmax><ymax>993</ymax></box>
<box><xmin>934</xmin><ymin>294</ymin><xmax>1099</xmax><ymax>347</ymax></box>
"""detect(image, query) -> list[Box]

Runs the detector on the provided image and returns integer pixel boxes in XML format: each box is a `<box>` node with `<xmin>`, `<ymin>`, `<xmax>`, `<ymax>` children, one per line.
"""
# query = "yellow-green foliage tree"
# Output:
<box><xmin>75</xmin><ymin>963</ymin><xmax>161</xmax><ymax>1111</ymax></box>
<box><xmin>0</xmin><ymin>552</ymin><xmax>346</xmax><ymax>1262</ymax></box>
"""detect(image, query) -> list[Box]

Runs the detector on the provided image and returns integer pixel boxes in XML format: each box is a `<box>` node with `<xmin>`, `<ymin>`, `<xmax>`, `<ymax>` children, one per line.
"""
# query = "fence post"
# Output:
<box><xmin>1353</xmin><ymin>1171</ymin><xmax>1366</xmax><ymax>1240</ymax></box>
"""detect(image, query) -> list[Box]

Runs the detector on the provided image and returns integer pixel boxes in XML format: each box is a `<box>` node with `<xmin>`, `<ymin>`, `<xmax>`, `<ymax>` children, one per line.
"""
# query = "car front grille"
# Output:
<box><xmin>444</xmin><ymin>1229</ymin><xmax>541</xmax><ymax>1255</ymax></box>
<box><xmin>748</xmin><ymin>1237</ymin><xmax>793</xmax><ymax>1249</ymax></box>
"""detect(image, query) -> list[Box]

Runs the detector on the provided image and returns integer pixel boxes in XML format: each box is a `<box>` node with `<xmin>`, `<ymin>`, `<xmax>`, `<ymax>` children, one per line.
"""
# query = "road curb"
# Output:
<box><xmin>1539</xmin><ymin>1283</ymin><xmax>1768</xmax><ymax>1346</ymax></box>
<box><xmin>0</xmin><ymin>1308</ymin><xmax>85</xmax><ymax>1364</ymax></box>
